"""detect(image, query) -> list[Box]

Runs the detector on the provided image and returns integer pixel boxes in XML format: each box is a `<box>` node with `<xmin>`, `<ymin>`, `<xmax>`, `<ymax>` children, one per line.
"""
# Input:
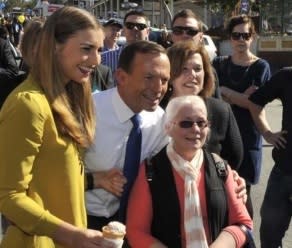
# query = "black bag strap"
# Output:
<box><xmin>145</xmin><ymin>157</ymin><xmax>153</xmax><ymax>183</ymax></box>
<box><xmin>145</xmin><ymin>152</ymin><xmax>228</xmax><ymax>183</ymax></box>
<box><xmin>210</xmin><ymin>153</ymin><xmax>228</xmax><ymax>182</ymax></box>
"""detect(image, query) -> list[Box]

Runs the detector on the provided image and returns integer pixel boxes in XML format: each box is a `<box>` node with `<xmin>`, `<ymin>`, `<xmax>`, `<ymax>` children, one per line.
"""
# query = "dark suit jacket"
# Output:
<box><xmin>91</xmin><ymin>64</ymin><xmax>115</xmax><ymax>92</ymax></box>
<box><xmin>0</xmin><ymin>38</ymin><xmax>22</xmax><ymax>108</ymax></box>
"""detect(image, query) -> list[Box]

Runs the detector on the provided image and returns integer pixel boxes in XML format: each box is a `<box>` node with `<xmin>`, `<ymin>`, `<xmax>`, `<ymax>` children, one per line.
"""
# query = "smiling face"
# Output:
<box><xmin>172</xmin><ymin>53</ymin><xmax>205</xmax><ymax>97</ymax></box>
<box><xmin>168</xmin><ymin>99</ymin><xmax>209</xmax><ymax>160</ymax></box>
<box><xmin>56</xmin><ymin>28</ymin><xmax>104</xmax><ymax>84</ymax></box>
<box><xmin>104</xmin><ymin>25</ymin><xmax>121</xmax><ymax>44</ymax></box>
<box><xmin>230</xmin><ymin>23</ymin><xmax>253</xmax><ymax>54</ymax></box>
<box><xmin>117</xmin><ymin>52</ymin><xmax>170</xmax><ymax>113</ymax></box>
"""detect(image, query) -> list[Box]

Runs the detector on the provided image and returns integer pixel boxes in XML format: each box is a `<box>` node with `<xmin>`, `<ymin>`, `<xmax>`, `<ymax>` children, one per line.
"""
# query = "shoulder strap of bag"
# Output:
<box><xmin>146</xmin><ymin>153</ymin><xmax>228</xmax><ymax>183</ymax></box>
<box><xmin>145</xmin><ymin>157</ymin><xmax>153</xmax><ymax>183</ymax></box>
<box><xmin>210</xmin><ymin>153</ymin><xmax>228</xmax><ymax>182</ymax></box>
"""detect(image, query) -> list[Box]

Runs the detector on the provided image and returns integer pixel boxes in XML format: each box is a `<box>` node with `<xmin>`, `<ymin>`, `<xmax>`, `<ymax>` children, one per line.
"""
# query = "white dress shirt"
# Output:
<box><xmin>85</xmin><ymin>87</ymin><xmax>169</xmax><ymax>217</ymax></box>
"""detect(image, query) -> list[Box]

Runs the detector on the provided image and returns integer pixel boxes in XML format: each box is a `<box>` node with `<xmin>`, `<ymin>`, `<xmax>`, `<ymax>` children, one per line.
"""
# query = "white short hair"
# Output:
<box><xmin>165</xmin><ymin>95</ymin><xmax>207</xmax><ymax>125</ymax></box>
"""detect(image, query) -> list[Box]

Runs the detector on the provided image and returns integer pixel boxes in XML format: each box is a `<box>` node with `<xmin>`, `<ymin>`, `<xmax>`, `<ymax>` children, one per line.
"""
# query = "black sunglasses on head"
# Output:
<box><xmin>172</xmin><ymin>26</ymin><xmax>200</xmax><ymax>37</ymax></box>
<box><xmin>125</xmin><ymin>22</ymin><xmax>147</xmax><ymax>31</ymax></box>
<box><xmin>178</xmin><ymin>120</ymin><xmax>209</xmax><ymax>129</ymax></box>
<box><xmin>231</xmin><ymin>32</ymin><xmax>252</xmax><ymax>41</ymax></box>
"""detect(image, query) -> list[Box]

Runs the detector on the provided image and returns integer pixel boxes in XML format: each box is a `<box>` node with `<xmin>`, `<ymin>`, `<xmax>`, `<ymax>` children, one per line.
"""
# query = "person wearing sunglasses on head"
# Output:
<box><xmin>213</xmin><ymin>14</ymin><xmax>271</xmax><ymax>219</ymax></box>
<box><xmin>126</xmin><ymin>95</ymin><xmax>253</xmax><ymax>248</ymax></box>
<box><xmin>101</xmin><ymin>10</ymin><xmax>150</xmax><ymax>74</ymax></box>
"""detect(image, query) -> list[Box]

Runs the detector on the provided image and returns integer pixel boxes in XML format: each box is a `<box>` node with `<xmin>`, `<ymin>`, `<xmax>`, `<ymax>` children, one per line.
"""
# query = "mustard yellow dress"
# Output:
<box><xmin>0</xmin><ymin>77</ymin><xmax>86</xmax><ymax>247</ymax></box>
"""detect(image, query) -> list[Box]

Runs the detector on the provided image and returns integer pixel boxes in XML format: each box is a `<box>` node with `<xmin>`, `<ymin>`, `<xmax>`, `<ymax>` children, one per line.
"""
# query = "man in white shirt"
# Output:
<box><xmin>85</xmin><ymin>40</ymin><xmax>170</xmax><ymax>230</ymax></box>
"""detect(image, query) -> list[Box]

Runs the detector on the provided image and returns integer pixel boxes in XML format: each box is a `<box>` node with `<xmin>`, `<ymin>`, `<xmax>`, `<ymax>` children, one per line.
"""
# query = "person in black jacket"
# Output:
<box><xmin>91</xmin><ymin>64</ymin><xmax>115</xmax><ymax>92</ymax></box>
<box><xmin>0</xmin><ymin>36</ymin><xmax>20</xmax><ymax>108</ymax></box>
<box><xmin>161</xmin><ymin>40</ymin><xmax>243</xmax><ymax>170</ymax></box>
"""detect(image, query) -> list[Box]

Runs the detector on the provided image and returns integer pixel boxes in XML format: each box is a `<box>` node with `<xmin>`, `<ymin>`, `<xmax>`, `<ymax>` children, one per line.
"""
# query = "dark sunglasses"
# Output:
<box><xmin>125</xmin><ymin>22</ymin><xmax>147</xmax><ymax>31</ymax></box>
<box><xmin>231</xmin><ymin>32</ymin><xmax>252</xmax><ymax>41</ymax></box>
<box><xmin>178</xmin><ymin>120</ymin><xmax>209</xmax><ymax>129</ymax></box>
<box><xmin>172</xmin><ymin>26</ymin><xmax>200</xmax><ymax>36</ymax></box>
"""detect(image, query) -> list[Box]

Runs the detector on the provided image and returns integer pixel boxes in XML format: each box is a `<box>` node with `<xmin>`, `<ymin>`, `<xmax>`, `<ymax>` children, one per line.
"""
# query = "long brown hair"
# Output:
<box><xmin>30</xmin><ymin>7</ymin><xmax>101</xmax><ymax>147</ymax></box>
<box><xmin>20</xmin><ymin>17</ymin><xmax>44</xmax><ymax>68</ymax></box>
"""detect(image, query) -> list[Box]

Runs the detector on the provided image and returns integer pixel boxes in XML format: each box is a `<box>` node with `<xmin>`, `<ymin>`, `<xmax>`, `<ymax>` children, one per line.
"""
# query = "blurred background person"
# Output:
<box><xmin>91</xmin><ymin>64</ymin><xmax>114</xmax><ymax>92</ymax></box>
<box><xmin>102</xmin><ymin>19</ymin><xmax>122</xmax><ymax>51</ymax></box>
<box><xmin>0</xmin><ymin>25</ymin><xmax>20</xmax><ymax>109</ymax></box>
<box><xmin>101</xmin><ymin>10</ymin><xmax>150</xmax><ymax>74</ymax></box>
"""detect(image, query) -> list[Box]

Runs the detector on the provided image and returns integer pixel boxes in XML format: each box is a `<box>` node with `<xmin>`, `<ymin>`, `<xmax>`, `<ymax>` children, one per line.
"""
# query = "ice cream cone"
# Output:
<box><xmin>102</xmin><ymin>221</ymin><xmax>126</xmax><ymax>248</ymax></box>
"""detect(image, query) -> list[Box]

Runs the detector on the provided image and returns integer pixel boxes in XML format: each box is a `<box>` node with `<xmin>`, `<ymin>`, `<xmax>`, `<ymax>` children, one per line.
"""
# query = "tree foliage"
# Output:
<box><xmin>4</xmin><ymin>0</ymin><xmax>37</xmax><ymax>12</ymax></box>
<box><xmin>207</xmin><ymin>0</ymin><xmax>238</xmax><ymax>15</ymax></box>
<box><xmin>206</xmin><ymin>0</ymin><xmax>262</xmax><ymax>17</ymax></box>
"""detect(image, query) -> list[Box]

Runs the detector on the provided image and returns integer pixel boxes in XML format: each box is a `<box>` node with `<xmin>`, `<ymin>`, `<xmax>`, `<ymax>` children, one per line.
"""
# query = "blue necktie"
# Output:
<box><xmin>119</xmin><ymin>114</ymin><xmax>142</xmax><ymax>222</ymax></box>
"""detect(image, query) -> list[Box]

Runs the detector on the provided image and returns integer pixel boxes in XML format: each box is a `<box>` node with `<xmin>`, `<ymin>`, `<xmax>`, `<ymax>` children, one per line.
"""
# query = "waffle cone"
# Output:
<box><xmin>102</xmin><ymin>226</ymin><xmax>125</xmax><ymax>240</ymax></box>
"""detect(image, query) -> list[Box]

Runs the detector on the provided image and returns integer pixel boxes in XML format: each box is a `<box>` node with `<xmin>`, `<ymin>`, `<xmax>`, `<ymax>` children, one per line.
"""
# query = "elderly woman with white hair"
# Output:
<box><xmin>126</xmin><ymin>95</ymin><xmax>253</xmax><ymax>248</ymax></box>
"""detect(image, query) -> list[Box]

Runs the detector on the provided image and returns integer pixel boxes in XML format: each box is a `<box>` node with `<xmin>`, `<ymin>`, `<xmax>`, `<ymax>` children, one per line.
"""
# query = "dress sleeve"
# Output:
<box><xmin>222</xmin><ymin>166</ymin><xmax>253</xmax><ymax>248</ymax></box>
<box><xmin>126</xmin><ymin>162</ymin><xmax>160</xmax><ymax>248</ymax></box>
<box><xmin>0</xmin><ymin>92</ymin><xmax>62</xmax><ymax>236</ymax></box>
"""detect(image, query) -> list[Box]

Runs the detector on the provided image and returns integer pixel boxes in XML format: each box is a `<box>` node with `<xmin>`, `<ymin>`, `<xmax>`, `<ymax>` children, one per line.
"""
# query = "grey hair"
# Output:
<box><xmin>165</xmin><ymin>95</ymin><xmax>207</xmax><ymax>125</ymax></box>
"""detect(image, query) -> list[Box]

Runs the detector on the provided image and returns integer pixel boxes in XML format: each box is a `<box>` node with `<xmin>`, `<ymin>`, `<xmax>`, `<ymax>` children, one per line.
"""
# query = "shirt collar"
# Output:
<box><xmin>112</xmin><ymin>88</ymin><xmax>136</xmax><ymax>124</ymax></box>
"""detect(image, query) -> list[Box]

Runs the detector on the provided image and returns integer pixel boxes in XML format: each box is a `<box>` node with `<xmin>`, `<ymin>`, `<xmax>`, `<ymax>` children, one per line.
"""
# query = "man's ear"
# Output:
<box><xmin>115</xmin><ymin>68</ymin><xmax>127</xmax><ymax>86</ymax></box>
<box><xmin>165</xmin><ymin>122</ymin><xmax>174</xmax><ymax>135</ymax></box>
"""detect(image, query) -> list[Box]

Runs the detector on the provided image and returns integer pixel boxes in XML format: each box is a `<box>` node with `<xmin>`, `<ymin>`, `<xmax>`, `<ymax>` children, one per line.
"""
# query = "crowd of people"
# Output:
<box><xmin>0</xmin><ymin>5</ymin><xmax>290</xmax><ymax>248</ymax></box>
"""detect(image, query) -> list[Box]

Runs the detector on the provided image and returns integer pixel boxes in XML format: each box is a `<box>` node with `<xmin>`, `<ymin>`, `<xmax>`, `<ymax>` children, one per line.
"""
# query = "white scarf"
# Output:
<box><xmin>167</xmin><ymin>142</ymin><xmax>208</xmax><ymax>248</ymax></box>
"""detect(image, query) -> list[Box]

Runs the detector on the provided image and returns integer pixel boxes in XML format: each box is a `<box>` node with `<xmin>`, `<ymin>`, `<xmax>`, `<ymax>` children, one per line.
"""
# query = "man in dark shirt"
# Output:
<box><xmin>248</xmin><ymin>67</ymin><xmax>291</xmax><ymax>248</ymax></box>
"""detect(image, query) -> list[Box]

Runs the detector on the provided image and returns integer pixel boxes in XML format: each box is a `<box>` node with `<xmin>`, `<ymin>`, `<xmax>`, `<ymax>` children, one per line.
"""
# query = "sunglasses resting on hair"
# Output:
<box><xmin>177</xmin><ymin>120</ymin><xmax>209</xmax><ymax>129</ymax></box>
<box><xmin>125</xmin><ymin>22</ymin><xmax>147</xmax><ymax>31</ymax></box>
<box><xmin>231</xmin><ymin>32</ymin><xmax>252</xmax><ymax>41</ymax></box>
<box><xmin>172</xmin><ymin>26</ymin><xmax>200</xmax><ymax>37</ymax></box>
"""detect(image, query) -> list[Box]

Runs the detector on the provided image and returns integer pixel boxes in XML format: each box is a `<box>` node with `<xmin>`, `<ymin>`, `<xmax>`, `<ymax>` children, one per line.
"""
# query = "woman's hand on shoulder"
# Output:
<box><xmin>232</xmin><ymin>170</ymin><xmax>247</xmax><ymax>204</ymax></box>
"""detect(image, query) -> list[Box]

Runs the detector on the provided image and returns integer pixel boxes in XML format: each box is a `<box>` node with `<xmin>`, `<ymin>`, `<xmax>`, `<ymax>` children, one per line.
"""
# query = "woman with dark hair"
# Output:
<box><xmin>0</xmin><ymin>7</ymin><xmax>112</xmax><ymax>248</ymax></box>
<box><xmin>213</xmin><ymin>14</ymin><xmax>271</xmax><ymax>218</ymax></box>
